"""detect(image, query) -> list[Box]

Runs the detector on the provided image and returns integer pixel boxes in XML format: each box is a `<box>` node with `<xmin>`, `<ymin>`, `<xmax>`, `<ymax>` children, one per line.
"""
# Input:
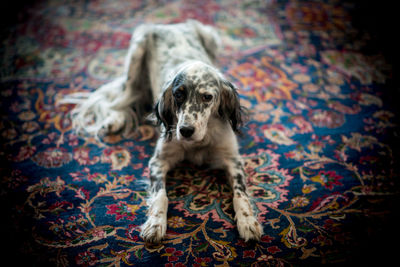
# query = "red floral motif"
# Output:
<box><xmin>235</xmin><ymin>239</ymin><xmax>249</xmax><ymax>247</ymax></box>
<box><xmin>165</xmin><ymin>263</ymin><xmax>187</xmax><ymax>267</ymax></box>
<box><xmin>3</xmin><ymin>169</ymin><xmax>28</xmax><ymax>189</ymax></box>
<box><xmin>125</xmin><ymin>224</ymin><xmax>139</xmax><ymax>242</ymax></box>
<box><xmin>42</xmin><ymin>132</ymin><xmax>58</xmax><ymax>144</ymax></box>
<box><xmin>172</xmin><ymin>0</ymin><xmax>221</xmax><ymax>24</ymax></box>
<box><xmin>73</xmin><ymin>147</ymin><xmax>100</xmax><ymax>165</ymax></box>
<box><xmin>308</xmin><ymin>109</ymin><xmax>345</xmax><ymax>129</ymax></box>
<box><xmin>27</xmin><ymin>176</ymin><xmax>65</xmax><ymax>197</ymax></box>
<box><xmin>67</xmin><ymin>133</ymin><xmax>79</xmax><ymax>146</ymax></box>
<box><xmin>32</xmin><ymin>147</ymin><xmax>72</xmax><ymax>168</ymax></box>
<box><xmin>48</xmin><ymin>201</ymin><xmax>73</xmax><ymax>214</ymax></box>
<box><xmin>106</xmin><ymin>201</ymin><xmax>139</xmax><ymax>221</ymax></box>
<box><xmin>75</xmin><ymin>251</ymin><xmax>97</xmax><ymax>266</ymax></box>
<box><xmin>162</xmin><ymin>247</ymin><xmax>184</xmax><ymax>262</ymax></box>
<box><xmin>311</xmin><ymin>170</ymin><xmax>343</xmax><ymax>190</ymax></box>
<box><xmin>261</xmin><ymin>235</ymin><xmax>275</xmax><ymax>243</ymax></box>
<box><xmin>328</xmin><ymin>101</ymin><xmax>361</xmax><ymax>115</ymax></box>
<box><xmin>230</xmin><ymin>57</ymin><xmax>297</xmax><ymax>102</ymax></box>
<box><xmin>291</xmin><ymin>115</ymin><xmax>313</xmax><ymax>134</ymax></box>
<box><xmin>70</xmin><ymin>168</ymin><xmax>108</xmax><ymax>184</ymax></box>
<box><xmin>323</xmin><ymin>219</ymin><xmax>342</xmax><ymax>233</ymax></box>
<box><xmin>243</xmin><ymin>250</ymin><xmax>256</xmax><ymax>258</ymax></box>
<box><xmin>267</xmin><ymin>246</ymin><xmax>282</xmax><ymax>254</ymax></box>
<box><xmin>14</xmin><ymin>145</ymin><xmax>36</xmax><ymax>161</ymax></box>
<box><xmin>286</xmin><ymin>1</ymin><xmax>348</xmax><ymax>31</ymax></box>
<box><xmin>75</xmin><ymin>188</ymin><xmax>90</xmax><ymax>200</ymax></box>
<box><xmin>193</xmin><ymin>257</ymin><xmax>212</xmax><ymax>267</ymax></box>
<box><xmin>87</xmin><ymin>172</ymin><xmax>108</xmax><ymax>184</ymax></box>
<box><xmin>312</xmin><ymin>234</ymin><xmax>333</xmax><ymax>246</ymax></box>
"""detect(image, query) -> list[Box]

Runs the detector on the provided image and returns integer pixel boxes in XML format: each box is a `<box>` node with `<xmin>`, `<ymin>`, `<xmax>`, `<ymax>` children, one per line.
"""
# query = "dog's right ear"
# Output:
<box><xmin>154</xmin><ymin>84</ymin><xmax>175</xmax><ymax>139</ymax></box>
<box><xmin>219</xmin><ymin>80</ymin><xmax>247</xmax><ymax>134</ymax></box>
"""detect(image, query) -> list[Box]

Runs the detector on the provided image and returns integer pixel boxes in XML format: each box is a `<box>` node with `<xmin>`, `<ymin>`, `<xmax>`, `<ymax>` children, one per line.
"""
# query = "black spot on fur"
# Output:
<box><xmin>233</xmin><ymin>173</ymin><xmax>247</xmax><ymax>194</ymax></box>
<box><xmin>202</xmin><ymin>73</ymin><xmax>212</xmax><ymax>81</ymax></box>
<box><xmin>150</xmin><ymin>175</ymin><xmax>163</xmax><ymax>193</ymax></box>
<box><xmin>207</xmin><ymin>80</ymin><xmax>218</xmax><ymax>88</ymax></box>
<box><xmin>188</xmin><ymin>103</ymin><xmax>202</xmax><ymax>113</ymax></box>
<box><xmin>234</xmin><ymin>184</ymin><xmax>245</xmax><ymax>192</ymax></box>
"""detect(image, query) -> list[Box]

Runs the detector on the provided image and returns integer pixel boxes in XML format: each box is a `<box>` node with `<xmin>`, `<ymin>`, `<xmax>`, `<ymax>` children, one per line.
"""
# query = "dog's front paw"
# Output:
<box><xmin>236</xmin><ymin>213</ymin><xmax>263</xmax><ymax>242</ymax></box>
<box><xmin>140</xmin><ymin>215</ymin><xmax>167</xmax><ymax>243</ymax></box>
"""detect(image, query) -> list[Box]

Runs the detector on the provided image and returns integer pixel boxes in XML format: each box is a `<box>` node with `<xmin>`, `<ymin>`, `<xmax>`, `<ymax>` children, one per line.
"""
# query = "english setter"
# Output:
<box><xmin>68</xmin><ymin>20</ymin><xmax>263</xmax><ymax>242</ymax></box>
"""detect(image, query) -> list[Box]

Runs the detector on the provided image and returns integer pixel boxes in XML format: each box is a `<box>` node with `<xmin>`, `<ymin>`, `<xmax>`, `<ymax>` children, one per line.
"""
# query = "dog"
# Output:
<box><xmin>66</xmin><ymin>20</ymin><xmax>263</xmax><ymax>242</ymax></box>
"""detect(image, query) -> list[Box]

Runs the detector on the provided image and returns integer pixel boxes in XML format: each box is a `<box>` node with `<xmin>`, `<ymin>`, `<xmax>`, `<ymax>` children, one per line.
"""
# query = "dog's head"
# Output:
<box><xmin>155</xmin><ymin>62</ymin><xmax>245</xmax><ymax>142</ymax></box>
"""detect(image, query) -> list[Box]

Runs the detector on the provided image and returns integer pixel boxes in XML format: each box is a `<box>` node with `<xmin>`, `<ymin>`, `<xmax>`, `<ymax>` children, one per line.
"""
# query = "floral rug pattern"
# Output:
<box><xmin>1</xmin><ymin>0</ymin><xmax>398</xmax><ymax>266</ymax></box>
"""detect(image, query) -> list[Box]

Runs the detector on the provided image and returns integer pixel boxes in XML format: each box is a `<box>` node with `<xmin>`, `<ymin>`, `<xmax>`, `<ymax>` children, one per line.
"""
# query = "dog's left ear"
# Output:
<box><xmin>219</xmin><ymin>80</ymin><xmax>247</xmax><ymax>134</ymax></box>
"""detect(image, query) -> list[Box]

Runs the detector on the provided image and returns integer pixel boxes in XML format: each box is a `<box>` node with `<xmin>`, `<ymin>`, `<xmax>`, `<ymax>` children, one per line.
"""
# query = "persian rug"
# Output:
<box><xmin>1</xmin><ymin>0</ymin><xmax>399</xmax><ymax>266</ymax></box>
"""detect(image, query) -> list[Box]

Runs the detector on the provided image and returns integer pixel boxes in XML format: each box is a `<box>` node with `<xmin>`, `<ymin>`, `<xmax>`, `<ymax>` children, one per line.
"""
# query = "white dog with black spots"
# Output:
<box><xmin>66</xmin><ymin>20</ymin><xmax>263</xmax><ymax>243</ymax></box>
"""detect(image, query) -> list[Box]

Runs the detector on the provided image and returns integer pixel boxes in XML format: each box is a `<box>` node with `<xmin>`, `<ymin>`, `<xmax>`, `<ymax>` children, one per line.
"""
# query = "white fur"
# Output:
<box><xmin>141</xmin><ymin>189</ymin><xmax>168</xmax><ymax>243</ymax></box>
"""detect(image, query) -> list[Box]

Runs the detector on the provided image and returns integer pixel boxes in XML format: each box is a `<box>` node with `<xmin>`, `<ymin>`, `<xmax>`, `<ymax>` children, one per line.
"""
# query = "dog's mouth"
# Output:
<box><xmin>178</xmin><ymin>134</ymin><xmax>211</xmax><ymax>148</ymax></box>
<box><xmin>176</xmin><ymin>130</ymin><xmax>205</xmax><ymax>144</ymax></box>
<box><xmin>177</xmin><ymin>134</ymin><xmax>196</xmax><ymax>143</ymax></box>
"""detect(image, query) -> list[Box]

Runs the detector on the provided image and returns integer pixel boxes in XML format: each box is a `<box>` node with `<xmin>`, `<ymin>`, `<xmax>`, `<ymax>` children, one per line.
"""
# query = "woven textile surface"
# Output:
<box><xmin>1</xmin><ymin>0</ymin><xmax>399</xmax><ymax>265</ymax></box>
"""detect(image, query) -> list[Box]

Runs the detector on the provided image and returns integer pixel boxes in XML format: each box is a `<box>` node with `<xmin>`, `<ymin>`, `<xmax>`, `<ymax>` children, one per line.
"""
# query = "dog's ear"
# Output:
<box><xmin>154</xmin><ymin>84</ymin><xmax>175</xmax><ymax>139</ymax></box>
<box><xmin>219</xmin><ymin>80</ymin><xmax>247</xmax><ymax>134</ymax></box>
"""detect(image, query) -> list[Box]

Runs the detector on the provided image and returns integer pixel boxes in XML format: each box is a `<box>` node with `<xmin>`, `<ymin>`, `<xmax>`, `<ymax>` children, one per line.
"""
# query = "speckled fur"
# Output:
<box><xmin>66</xmin><ymin>20</ymin><xmax>263</xmax><ymax>243</ymax></box>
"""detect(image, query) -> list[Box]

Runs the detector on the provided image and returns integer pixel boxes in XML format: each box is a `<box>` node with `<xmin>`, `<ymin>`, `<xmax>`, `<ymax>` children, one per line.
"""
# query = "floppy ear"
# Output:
<box><xmin>219</xmin><ymin>80</ymin><xmax>247</xmax><ymax>134</ymax></box>
<box><xmin>154</xmin><ymin>84</ymin><xmax>175</xmax><ymax>139</ymax></box>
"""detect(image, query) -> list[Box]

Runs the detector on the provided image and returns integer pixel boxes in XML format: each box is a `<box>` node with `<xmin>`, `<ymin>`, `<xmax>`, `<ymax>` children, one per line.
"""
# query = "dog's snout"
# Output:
<box><xmin>179</xmin><ymin>126</ymin><xmax>195</xmax><ymax>138</ymax></box>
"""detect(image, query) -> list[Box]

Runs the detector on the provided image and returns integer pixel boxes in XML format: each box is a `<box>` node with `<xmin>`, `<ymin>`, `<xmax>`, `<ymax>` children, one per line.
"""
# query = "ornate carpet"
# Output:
<box><xmin>1</xmin><ymin>0</ymin><xmax>399</xmax><ymax>266</ymax></box>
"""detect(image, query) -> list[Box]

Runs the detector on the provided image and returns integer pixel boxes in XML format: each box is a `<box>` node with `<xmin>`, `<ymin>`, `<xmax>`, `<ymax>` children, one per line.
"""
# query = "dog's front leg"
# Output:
<box><xmin>140</xmin><ymin>154</ymin><xmax>171</xmax><ymax>243</ymax></box>
<box><xmin>226</xmin><ymin>156</ymin><xmax>263</xmax><ymax>241</ymax></box>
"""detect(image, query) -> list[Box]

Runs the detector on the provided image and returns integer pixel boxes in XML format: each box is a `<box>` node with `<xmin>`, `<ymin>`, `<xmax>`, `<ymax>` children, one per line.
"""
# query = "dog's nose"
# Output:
<box><xmin>179</xmin><ymin>126</ymin><xmax>195</xmax><ymax>138</ymax></box>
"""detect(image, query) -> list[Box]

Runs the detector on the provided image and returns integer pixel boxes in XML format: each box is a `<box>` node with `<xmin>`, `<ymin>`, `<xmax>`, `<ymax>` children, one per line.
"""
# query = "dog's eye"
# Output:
<box><xmin>202</xmin><ymin>94</ymin><xmax>213</xmax><ymax>102</ymax></box>
<box><xmin>174</xmin><ymin>90</ymin><xmax>185</xmax><ymax>102</ymax></box>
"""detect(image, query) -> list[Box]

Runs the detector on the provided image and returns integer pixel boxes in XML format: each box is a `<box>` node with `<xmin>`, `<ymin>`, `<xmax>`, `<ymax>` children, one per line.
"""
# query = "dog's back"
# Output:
<box><xmin>145</xmin><ymin>21</ymin><xmax>220</xmax><ymax>98</ymax></box>
<box><xmin>63</xmin><ymin>20</ymin><xmax>220</xmax><ymax>139</ymax></box>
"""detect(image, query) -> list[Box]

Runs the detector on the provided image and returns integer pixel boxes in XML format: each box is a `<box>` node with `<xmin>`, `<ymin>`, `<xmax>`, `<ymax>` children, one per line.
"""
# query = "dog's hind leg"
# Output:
<box><xmin>66</xmin><ymin>24</ymin><xmax>154</xmax><ymax>138</ymax></box>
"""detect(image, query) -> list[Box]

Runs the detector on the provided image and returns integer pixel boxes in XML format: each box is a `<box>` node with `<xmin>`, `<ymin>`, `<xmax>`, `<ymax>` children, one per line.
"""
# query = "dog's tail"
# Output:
<box><xmin>61</xmin><ymin>24</ymin><xmax>153</xmax><ymax>139</ymax></box>
<box><xmin>61</xmin><ymin>76</ymin><xmax>140</xmax><ymax>139</ymax></box>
